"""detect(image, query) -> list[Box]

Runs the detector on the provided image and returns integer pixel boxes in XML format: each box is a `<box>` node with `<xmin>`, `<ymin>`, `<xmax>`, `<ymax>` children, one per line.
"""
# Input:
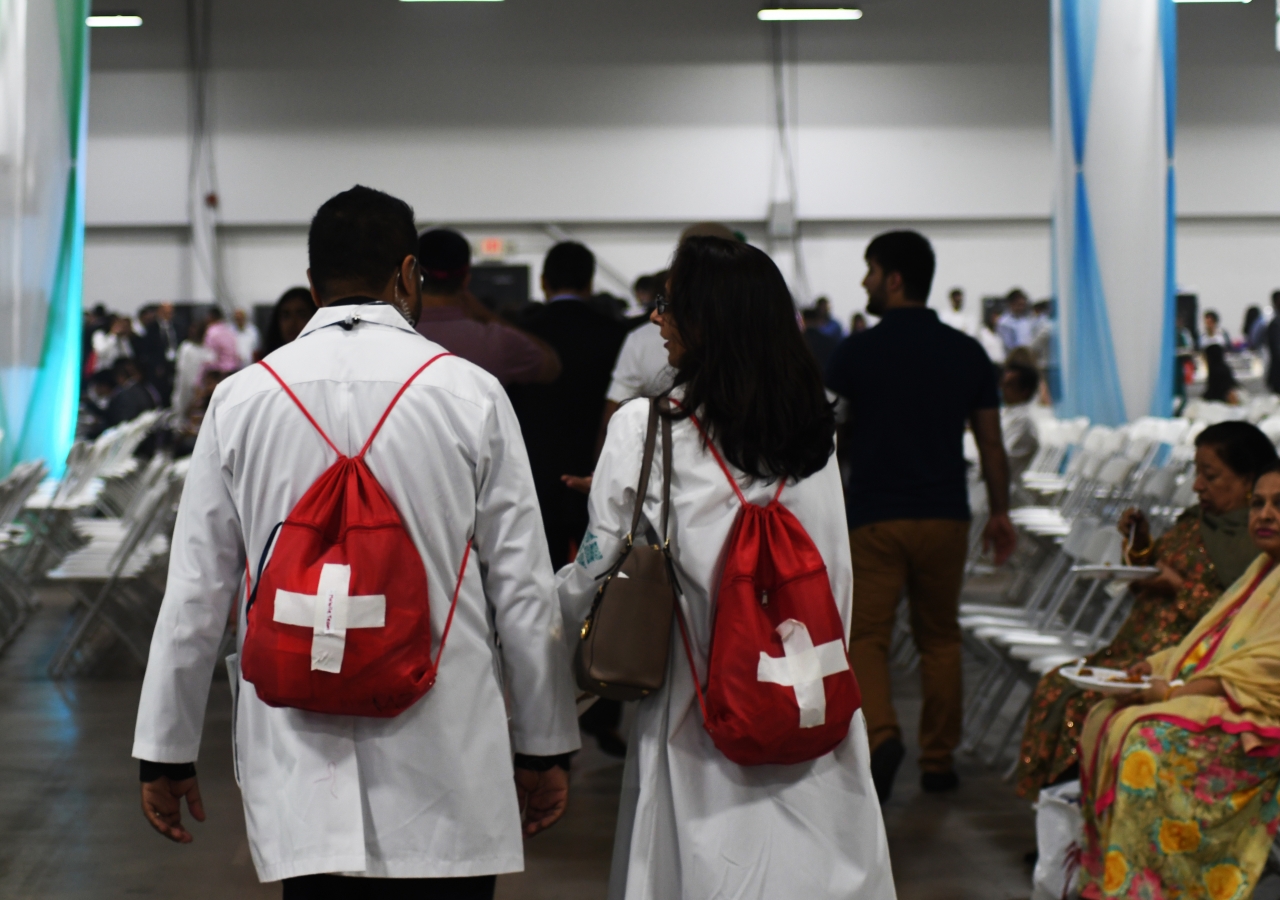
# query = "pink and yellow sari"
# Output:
<box><xmin>1078</xmin><ymin>553</ymin><xmax>1280</xmax><ymax>899</ymax></box>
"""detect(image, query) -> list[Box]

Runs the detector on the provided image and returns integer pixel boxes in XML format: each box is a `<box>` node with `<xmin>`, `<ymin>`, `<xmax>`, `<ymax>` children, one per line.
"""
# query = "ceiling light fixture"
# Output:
<box><xmin>87</xmin><ymin>13</ymin><xmax>142</xmax><ymax>26</ymax></box>
<box><xmin>1172</xmin><ymin>0</ymin><xmax>1250</xmax><ymax>4</ymax></box>
<box><xmin>758</xmin><ymin>8</ymin><xmax>863</xmax><ymax>21</ymax></box>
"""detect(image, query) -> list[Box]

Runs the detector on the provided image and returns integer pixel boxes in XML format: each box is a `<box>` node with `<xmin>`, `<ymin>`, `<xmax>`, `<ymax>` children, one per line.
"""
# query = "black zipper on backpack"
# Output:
<box><xmin>245</xmin><ymin>521</ymin><xmax>285</xmax><ymax>615</ymax></box>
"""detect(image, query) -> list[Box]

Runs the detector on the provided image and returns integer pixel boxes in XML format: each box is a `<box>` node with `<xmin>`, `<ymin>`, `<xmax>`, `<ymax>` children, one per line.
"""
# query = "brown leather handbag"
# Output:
<box><xmin>573</xmin><ymin>397</ymin><xmax>677</xmax><ymax>701</ymax></box>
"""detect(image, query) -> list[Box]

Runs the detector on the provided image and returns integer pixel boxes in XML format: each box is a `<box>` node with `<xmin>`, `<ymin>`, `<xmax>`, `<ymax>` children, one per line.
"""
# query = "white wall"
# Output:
<box><xmin>81</xmin><ymin>58</ymin><xmax>1280</xmax><ymax>333</ymax></box>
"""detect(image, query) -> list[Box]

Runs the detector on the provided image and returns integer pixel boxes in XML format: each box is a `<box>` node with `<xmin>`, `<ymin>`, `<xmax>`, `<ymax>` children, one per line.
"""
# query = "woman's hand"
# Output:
<box><xmin>1118</xmin><ymin>508</ymin><xmax>1152</xmax><ymax>557</ymax></box>
<box><xmin>1131</xmin><ymin>562</ymin><xmax>1184</xmax><ymax>596</ymax></box>
<box><xmin>1126</xmin><ymin>660</ymin><xmax>1153</xmax><ymax>679</ymax></box>
<box><xmin>561</xmin><ymin>474</ymin><xmax>593</xmax><ymax>495</ymax></box>
<box><xmin>1122</xmin><ymin>678</ymin><xmax>1172</xmax><ymax>707</ymax></box>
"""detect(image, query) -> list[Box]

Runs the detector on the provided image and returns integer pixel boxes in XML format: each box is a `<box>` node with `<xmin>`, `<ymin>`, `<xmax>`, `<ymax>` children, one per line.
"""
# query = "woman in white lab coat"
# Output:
<box><xmin>558</xmin><ymin>237</ymin><xmax>896</xmax><ymax>900</ymax></box>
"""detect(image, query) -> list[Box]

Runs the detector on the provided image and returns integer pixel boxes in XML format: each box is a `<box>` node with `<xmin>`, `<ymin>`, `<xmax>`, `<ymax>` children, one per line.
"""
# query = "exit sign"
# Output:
<box><xmin>478</xmin><ymin>237</ymin><xmax>508</xmax><ymax>258</ymax></box>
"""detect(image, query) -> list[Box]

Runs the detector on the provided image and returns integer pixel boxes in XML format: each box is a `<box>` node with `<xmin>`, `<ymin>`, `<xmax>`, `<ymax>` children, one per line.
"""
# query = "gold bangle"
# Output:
<box><xmin>1128</xmin><ymin>543</ymin><xmax>1154</xmax><ymax>563</ymax></box>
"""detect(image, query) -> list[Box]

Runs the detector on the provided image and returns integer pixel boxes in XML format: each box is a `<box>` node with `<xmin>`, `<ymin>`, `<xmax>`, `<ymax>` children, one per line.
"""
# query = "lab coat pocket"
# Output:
<box><xmin>225</xmin><ymin>653</ymin><xmax>242</xmax><ymax>788</ymax></box>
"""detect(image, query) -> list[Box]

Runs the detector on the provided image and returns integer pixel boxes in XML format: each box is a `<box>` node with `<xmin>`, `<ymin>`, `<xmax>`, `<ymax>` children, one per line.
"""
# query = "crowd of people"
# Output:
<box><xmin>68</xmin><ymin>183</ymin><xmax>1274</xmax><ymax>900</ymax></box>
<box><xmin>79</xmin><ymin>295</ymin><xmax>320</xmax><ymax>452</ymax></box>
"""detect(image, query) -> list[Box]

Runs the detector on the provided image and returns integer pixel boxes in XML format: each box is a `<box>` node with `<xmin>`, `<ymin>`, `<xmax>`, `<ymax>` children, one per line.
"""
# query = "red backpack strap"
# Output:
<box><xmin>259</xmin><ymin>360</ymin><xmax>343</xmax><ymax>457</ymax></box>
<box><xmin>358</xmin><ymin>352</ymin><xmax>453</xmax><ymax>459</ymax></box>
<box><xmin>674</xmin><ymin>602</ymin><xmax>711</xmax><ymax>723</ymax></box>
<box><xmin>675</xmin><ymin>403</ymin><xmax>748</xmax><ymax>506</ymax></box>
<box><xmin>673</xmin><ymin>400</ymin><xmax>788</xmax><ymax>506</ymax></box>
<box><xmin>430</xmin><ymin>540</ymin><xmax>472</xmax><ymax>675</ymax></box>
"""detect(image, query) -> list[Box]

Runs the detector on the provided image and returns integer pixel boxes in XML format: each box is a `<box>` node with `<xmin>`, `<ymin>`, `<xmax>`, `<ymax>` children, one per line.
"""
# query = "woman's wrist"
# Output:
<box><xmin>1127</xmin><ymin>541</ymin><xmax>1154</xmax><ymax>563</ymax></box>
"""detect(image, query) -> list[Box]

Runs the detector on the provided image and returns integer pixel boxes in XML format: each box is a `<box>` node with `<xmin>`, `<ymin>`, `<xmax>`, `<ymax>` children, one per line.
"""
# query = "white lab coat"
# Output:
<box><xmin>134</xmin><ymin>303</ymin><xmax>580</xmax><ymax>883</ymax></box>
<box><xmin>558</xmin><ymin>397</ymin><xmax>896</xmax><ymax>900</ymax></box>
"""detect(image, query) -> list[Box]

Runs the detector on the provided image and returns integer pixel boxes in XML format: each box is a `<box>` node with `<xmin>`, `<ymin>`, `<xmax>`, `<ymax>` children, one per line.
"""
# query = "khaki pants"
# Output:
<box><xmin>848</xmin><ymin>519</ymin><xmax>969</xmax><ymax>773</ymax></box>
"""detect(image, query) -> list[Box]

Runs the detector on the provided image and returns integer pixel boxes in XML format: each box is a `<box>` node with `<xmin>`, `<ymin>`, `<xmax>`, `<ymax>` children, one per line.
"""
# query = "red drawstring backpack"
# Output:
<box><xmin>676</xmin><ymin>410</ymin><xmax>861</xmax><ymax>766</ymax></box>
<box><xmin>240</xmin><ymin>355</ymin><xmax>471</xmax><ymax>718</ymax></box>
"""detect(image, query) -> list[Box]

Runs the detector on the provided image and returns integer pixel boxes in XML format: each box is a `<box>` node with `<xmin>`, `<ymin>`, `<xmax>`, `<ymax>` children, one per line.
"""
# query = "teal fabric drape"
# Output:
<box><xmin>0</xmin><ymin>0</ymin><xmax>87</xmax><ymax>476</ymax></box>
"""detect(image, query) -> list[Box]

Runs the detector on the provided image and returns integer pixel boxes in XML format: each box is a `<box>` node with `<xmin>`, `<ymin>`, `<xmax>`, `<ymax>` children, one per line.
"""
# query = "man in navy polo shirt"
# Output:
<box><xmin>825</xmin><ymin>230</ymin><xmax>1017</xmax><ymax>803</ymax></box>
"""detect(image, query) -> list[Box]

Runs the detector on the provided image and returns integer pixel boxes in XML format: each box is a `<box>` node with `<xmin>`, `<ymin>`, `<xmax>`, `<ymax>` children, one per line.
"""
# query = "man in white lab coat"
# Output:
<box><xmin>133</xmin><ymin>185</ymin><xmax>580</xmax><ymax>899</ymax></box>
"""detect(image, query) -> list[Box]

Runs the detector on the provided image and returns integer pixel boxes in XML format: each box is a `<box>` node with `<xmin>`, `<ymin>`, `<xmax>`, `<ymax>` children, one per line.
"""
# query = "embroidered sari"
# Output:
<box><xmin>1078</xmin><ymin>554</ymin><xmax>1280</xmax><ymax>899</ymax></box>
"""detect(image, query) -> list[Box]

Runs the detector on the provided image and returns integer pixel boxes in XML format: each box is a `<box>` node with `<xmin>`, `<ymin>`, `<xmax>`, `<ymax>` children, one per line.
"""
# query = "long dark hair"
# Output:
<box><xmin>667</xmin><ymin>237</ymin><xmax>835</xmax><ymax>481</ymax></box>
<box><xmin>1202</xmin><ymin>344</ymin><xmax>1239</xmax><ymax>403</ymax></box>
<box><xmin>262</xmin><ymin>287</ymin><xmax>318</xmax><ymax>356</ymax></box>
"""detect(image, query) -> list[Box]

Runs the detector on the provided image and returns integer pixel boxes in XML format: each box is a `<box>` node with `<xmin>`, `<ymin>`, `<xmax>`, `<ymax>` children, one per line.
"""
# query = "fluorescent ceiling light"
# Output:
<box><xmin>1172</xmin><ymin>0</ymin><xmax>1250</xmax><ymax>4</ymax></box>
<box><xmin>87</xmin><ymin>14</ymin><xmax>142</xmax><ymax>26</ymax></box>
<box><xmin>758</xmin><ymin>8</ymin><xmax>863</xmax><ymax>20</ymax></box>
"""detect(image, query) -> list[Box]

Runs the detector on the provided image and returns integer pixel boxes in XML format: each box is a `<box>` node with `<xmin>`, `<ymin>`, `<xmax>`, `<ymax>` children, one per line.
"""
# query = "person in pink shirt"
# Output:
<box><xmin>200</xmin><ymin>307</ymin><xmax>242</xmax><ymax>379</ymax></box>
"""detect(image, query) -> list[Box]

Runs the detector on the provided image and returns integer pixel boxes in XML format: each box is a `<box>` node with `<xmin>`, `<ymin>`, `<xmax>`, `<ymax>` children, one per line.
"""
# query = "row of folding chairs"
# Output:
<box><xmin>19</xmin><ymin>413</ymin><xmax>163</xmax><ymax>582</ymax></box>
<box><xmin>0</xmin><ymin>461</ymin><xmax>51</xmax><ymax>652</ymax></box>
<box><xmin>956</xmin><ymin>414</ymin><xmax>1200</xmax><ymax>771</ymax></box>
<box><xmin>46</xmin><ymin>457</ymin><xmax>188</xmax><ymax>678</ymax></box>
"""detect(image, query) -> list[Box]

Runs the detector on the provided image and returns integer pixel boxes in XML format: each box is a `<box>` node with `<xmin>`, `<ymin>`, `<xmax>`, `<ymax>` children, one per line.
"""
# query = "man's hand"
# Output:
<box><xmin>141</xmin><ymin>775</ymin><xmax>205</xmax><ymax>843</ymax></box>
<box><xmin>514</xmin><ymin>767</ymin><xmax>569</xmax><ymax>837</ymax></box>
<box><xmin>983</xmin><ymin>512</ymin><xmax>1018</xmax><ymax>566</ymax></box>
<box><xmin>561</xmin><ymin>474</ymin><xmax>593</xmax><ymax>495</ymax></box>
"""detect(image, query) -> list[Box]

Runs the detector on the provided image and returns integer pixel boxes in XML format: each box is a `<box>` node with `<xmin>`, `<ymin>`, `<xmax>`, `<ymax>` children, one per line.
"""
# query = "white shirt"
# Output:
<box><xmin>134</xmin><ymin>304</ymin><xmax>580</xmax><ymax>882</ymax></box>
<box><xmin>1001</xmin><ymin>401</ymin><xmax>1039</xmax><ymax>481</ymax></box>
<box><xmin>606</xmin><ymin>322</ymin><xmax>676</xmax><ymax>404</ymax></box>
<box><xmin>234</xmin><ymin>322</ymin><xmax>262</xmax><ymax>366</ymax></box>
<box><xmin>172</xmin><ymin>341</ymin><xmax>215</xmax><ymax>416</ymax></box>
<box><xmin>92</xmin><ymin>329</ymin><xmax>133</xmax><ymax>372</ymax></box>
<box><xmin>978</xmin><ymin>326</ymin><xmax>1007</xmax><ymax>365</ymax></box>
<box><xmin>558</xmin><ymin>397</ymin><xmax>895</xmax><ymax>900</ymax></box>
<box><xmin>939</xmin><ymin>308</ymin><xmax>975</xmax><ymax>337</ymax></box>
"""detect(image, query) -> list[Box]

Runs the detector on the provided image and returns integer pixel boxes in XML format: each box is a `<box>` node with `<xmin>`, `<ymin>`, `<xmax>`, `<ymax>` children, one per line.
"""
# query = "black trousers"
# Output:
<box><xmin>282</xmin><ymin>874</ymin><xmax>496</xmax><ymax>900</ymax></box>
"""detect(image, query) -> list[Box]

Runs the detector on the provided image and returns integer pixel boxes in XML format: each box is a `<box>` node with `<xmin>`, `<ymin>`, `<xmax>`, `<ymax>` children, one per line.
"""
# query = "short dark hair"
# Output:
<box><xmin>864</xmin><ymin>231</ymin><xmax>935</xmax><ymax>303</ymax></box>
<box><xmin>542</xmin><ymin>242</ymin><xmax>595</xmax><ymax>294</ymax></box>
<box><xmin>1005</xmin><ymin>362</ymin><xmax>1040</xmax><ymax>398</ymax></box>
<box><xmin>418</xmin><ymin>229</ymin><xmax>471</xmax><ymax>294</ymax></box>
<box><xmin>308</xmin><ymin>185</ymin><xmax>417</xmax><ymax>298</ymax></box>
<box><xmin>1195</xmin><ymin>421</ymin><xmax>1279</xmax><ymax>482</ymax></box>
<box><xmin>633</xmin><ymin>273</ymin><xmax>662</xmax><ymax>297</ymax></box>
<box><xmin>1204</xmin><ymin>310</ymin><xmax>1220</xmax><ymax>323</ymax></box>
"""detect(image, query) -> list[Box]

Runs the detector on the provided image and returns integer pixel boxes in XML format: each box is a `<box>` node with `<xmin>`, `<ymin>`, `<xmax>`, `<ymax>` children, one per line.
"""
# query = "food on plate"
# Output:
<box><xmin>1106</xmin><ymin>673</ymin><xmax>1145</xmax><ymax>684</ymax></box>
<box><xmin>1079</xmin><ymin>668</ymin><xmax>1094</xmax><ymax>677</ymax></box>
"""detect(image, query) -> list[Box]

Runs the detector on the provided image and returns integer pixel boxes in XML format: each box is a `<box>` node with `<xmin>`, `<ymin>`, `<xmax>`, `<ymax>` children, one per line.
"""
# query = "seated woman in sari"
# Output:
<box><xmin>1077</xmin><ymin>464</ymin><xmax>1280</xmax><ymax>899</ymax></box>
<box><xmin>1015</xmin><ymin>421</ymin><xmax>1276</xmax><ymax>798</ymax></box>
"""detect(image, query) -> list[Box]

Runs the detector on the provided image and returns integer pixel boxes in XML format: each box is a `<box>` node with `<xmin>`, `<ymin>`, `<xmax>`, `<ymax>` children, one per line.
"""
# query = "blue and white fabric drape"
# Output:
<box><xmin>1052</xmin><ymin>0</ymin><xmax>1177</xmax><ymax>424</ymax></box>
<box><xmin>0</xmin><ymin>0</ymin><xmax>88</xmax><ymax>476</ymax></box>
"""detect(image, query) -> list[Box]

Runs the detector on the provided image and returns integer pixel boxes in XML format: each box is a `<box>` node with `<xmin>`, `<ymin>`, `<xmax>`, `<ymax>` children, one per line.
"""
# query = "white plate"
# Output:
<box><xmin>1070</xmin><ymin>564</ymin><xmax>1162</xmax><ymax>581</ymax></box>
<box><xmin>1059</xmin><ymin>664</ymin><xmax>1150</xmax><ymax>695</ymax></box>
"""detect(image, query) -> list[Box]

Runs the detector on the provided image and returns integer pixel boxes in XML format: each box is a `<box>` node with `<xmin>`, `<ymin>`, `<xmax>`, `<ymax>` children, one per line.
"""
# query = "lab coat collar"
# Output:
<box><xmin>298</xmin><ymin>301</ymin><xmax>420</xmax><ymax>339</ymax></box>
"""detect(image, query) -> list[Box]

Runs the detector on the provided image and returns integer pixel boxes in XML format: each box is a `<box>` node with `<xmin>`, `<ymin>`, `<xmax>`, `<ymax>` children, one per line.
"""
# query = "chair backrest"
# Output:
<box><xmin>1079</xmin><ymin>527</ymin><xmax>1124</xmax><ymax>566</ymax></box>
<box><xmin>1062</xmin><ymin>516</ymin><xmax>1102</xmax><ymax>558</ymax></box>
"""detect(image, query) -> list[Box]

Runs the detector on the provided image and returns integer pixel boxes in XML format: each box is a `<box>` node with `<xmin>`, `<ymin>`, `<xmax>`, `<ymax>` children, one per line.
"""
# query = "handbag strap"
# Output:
<box><xmin>657</xmin><ymin>396</ymin><xmax>673</xmax><ymax>547</ymax></box>
<box><xmin>623</xmin><ymin>398</ymin><xmax>662</xmax><ymax>547</ymax></box>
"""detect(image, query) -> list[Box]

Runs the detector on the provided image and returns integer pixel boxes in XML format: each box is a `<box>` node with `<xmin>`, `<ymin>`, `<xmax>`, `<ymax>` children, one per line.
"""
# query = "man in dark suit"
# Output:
<box><xmin>132</xmin><ymin>303</ymin><xmax>179</xmax><ymax>405</ymax></box>
<box><xmin>510</xmin><ymin>241</ymin><xmax>629</xmax><ymax>756</ymax></box>
<box><xmin>510</xmin><ymin>242</ymin><xmax>628</xmax><ymax>571</ymax></box>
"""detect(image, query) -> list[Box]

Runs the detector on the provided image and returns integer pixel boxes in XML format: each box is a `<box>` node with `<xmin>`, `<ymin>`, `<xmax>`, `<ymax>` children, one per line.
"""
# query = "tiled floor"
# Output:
<box><xmin>0</xmin><ymin>588</ymin><xmax>1039</xmax><ymax>899</ymax></box>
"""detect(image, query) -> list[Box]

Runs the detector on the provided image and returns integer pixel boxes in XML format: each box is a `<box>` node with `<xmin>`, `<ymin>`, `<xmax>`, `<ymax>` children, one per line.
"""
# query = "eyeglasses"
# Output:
<box><xmin>654</xmin><ymin>294</ymin><xmax>670</xmax><ymax>315</ymax></box>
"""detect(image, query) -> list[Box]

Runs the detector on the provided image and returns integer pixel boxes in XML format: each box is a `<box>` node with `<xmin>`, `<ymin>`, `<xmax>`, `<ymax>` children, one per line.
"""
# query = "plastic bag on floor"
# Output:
<box><xmin>1032</xmin><ymin>779</ymin><xmax>1083</xmax><ymax>900</ymax></box>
